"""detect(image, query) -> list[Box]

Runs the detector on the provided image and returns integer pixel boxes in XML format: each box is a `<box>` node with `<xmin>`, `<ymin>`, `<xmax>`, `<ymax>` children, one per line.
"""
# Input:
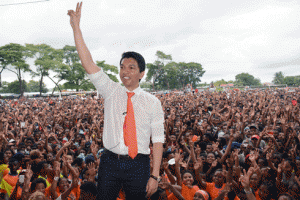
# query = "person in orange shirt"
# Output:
<box><xmin>166</xmin><ymin>170</ymin><xmax>200</xmax><ymax>200</ymax></box>
<box><xmin>3</xmin><ymin>158</ymin><xmax>20</xmax><ymax>188</ymax></box>
<box><xmin>194</xmin><ymin>161</ymin><xmax>234</xmax><ymax>200</ymax></box>
<box><xmin>47</xmin><ymin>161</ymin><xmax>80</xmax><ymax>200</ymax></box>
<box><xmin>159</xmin><ymin>171</ymin><xmax>210</xmax><ymax>200</ymax></box>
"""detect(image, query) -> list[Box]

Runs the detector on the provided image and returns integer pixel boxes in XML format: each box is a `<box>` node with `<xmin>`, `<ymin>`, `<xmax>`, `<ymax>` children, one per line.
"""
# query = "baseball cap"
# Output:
<box><xmin>251</xmin><ymin>135</ymin><xmax>259</xmax><ymax>140</ymax></box>
<box><xmin>62</xmin><ymin>137</ymin><xmax>68</xmax><ymax>144</ymax></box>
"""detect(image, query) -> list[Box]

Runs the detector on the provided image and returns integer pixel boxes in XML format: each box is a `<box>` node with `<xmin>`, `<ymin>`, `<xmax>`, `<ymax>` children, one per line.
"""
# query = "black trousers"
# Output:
<box><xmin>96</xmin><ymin>150</ymin><xmax>150</xmax><ymax>200</ymax></box>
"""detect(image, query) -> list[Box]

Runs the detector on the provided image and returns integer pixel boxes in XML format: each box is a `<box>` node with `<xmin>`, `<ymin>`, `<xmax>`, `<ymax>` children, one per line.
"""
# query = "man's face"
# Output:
<box><xmin>206</xmin><ymin>145</ymin><xmax>213</xmax><ymax>153</ymax></box>
<box><xmin>250</xmin><ymin>128</ymin><xmax>256</xmax><ymax>135</ymax></box>
<box><xmin>251</xmin><ymin>138</ymin><xmax>258</xmax><ymax>144</ymax></box>
<box><xmin>119</xmin><ymin>58</ymin><xmax>145</xmax><ymax>91</ymax></box>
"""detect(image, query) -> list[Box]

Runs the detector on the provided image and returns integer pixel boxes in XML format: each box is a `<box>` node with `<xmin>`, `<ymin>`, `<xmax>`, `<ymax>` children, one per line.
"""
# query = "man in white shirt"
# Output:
<box><xmin>68</xmin><ymin>2</ymin><xmax>164</xmax><ymax>199</ymax></box>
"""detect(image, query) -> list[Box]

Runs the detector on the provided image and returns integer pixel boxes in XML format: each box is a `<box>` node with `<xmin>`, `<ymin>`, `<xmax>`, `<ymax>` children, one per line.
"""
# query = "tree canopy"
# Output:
<box><xmin>146</xmin><ymin>51</ymin><xmax>205</xmax><ymax>90</ymax></box>
<box><xmin>235</xmin><ymin>73</ymin><xmax>261</xmax><ymax>86</ymax></box>
<box><xmin>272</xmin><ymin>71</ymin><xmax>300</xmax><ymax>86</ymax></box>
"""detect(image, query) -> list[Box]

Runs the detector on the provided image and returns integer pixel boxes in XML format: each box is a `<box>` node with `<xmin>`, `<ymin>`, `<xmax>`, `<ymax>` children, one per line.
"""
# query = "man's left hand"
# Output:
<box><xmin>146</xmin><ymin>177</ymin><xmax>158</xmax><ymax>198</ymax></box>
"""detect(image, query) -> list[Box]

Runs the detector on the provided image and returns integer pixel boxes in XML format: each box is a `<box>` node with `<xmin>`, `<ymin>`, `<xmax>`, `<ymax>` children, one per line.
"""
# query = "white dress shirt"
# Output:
<box><xmin>88</xmin><ymin>69</ymin><xmax>164</xmax><ymax>155</ymax></box>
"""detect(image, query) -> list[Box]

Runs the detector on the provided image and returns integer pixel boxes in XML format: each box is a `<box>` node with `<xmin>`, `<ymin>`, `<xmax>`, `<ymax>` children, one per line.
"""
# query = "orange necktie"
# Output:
<box><xmin>123</xmin><ymin>92</ymin><xmax>138</xmax><ymax>159</ymax></box>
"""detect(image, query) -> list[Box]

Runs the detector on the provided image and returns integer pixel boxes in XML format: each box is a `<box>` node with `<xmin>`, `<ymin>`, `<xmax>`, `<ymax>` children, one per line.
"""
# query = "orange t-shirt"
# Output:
<box><xmin>254</xmin><ymin>189</ymin><xmax>275</xmax><ymax>200</ymax></box>
<box><xmin>206</xmin><ymin>182</ymin><xmax>240</xmax><ymax>200</ymax></box>
<box><xmin>45</xmin><ymin>185</ymin><xmax>80</xmax><ymax>200</ymax></box>
<box><xmin>168</xmin><ymin>184</ymin><xmax>199</xmax><ymax>200</ymax></box>
<box><xmin>10</xmin><ymin>186</ymin><xmax>22</xmax><ymax>200</ymax></box>
<box><xmin>206</xmin><ymin>182</ymin><xmax>225</xmax><ymax>200</ymax></box>
<box><xmin>4</xmin><ymin>174</ymin><xmax>19</xmax><ymax>187</ymax></box>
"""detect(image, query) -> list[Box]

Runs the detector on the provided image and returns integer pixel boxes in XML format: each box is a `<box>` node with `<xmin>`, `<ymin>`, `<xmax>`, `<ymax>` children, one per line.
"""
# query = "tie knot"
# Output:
<box><xmin>126</xmin><ymin>92</ymin><xmax>135</xmax><ymax>98</ymax></box>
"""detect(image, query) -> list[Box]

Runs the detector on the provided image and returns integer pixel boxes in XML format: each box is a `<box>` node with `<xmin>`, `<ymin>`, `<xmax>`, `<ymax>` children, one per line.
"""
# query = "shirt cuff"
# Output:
<box><xmin>152</xmin><ymin>136</ymin><xmax>165</xmax><ymax>143</ymax></box>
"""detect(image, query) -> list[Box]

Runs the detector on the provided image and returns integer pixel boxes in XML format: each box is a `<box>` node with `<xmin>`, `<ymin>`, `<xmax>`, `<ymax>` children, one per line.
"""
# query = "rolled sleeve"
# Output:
<box><xmin>150</xmin><ymin>99</ymin><xmax>165</xmax><ymax>143</ymax></box>
<box><xmin>87</xmin><ymin>69</ymin><xmax>118</xmax><ymax>100</ymax></box>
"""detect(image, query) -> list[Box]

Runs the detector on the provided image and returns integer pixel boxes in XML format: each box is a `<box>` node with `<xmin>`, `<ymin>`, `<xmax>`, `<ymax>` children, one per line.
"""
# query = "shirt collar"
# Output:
<box><xmin>125</xmin><ymin>86</ymin><xmax>142</xmax><ymax>96</ymax></box>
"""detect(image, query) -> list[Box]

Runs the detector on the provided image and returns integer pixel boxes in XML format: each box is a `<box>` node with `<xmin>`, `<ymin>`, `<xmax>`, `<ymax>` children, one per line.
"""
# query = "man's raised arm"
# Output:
<box><xmin>68</xmin><ymin>2</ymin><xmax>100</xmax><ymax>74</ymax></box>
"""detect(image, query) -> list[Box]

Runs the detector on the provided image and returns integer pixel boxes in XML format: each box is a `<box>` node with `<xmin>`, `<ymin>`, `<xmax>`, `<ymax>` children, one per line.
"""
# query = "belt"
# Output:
<box><xmin>104</xmin><ymin>149</ymin><xmax>149</xmax><ymax>160</ymax></box>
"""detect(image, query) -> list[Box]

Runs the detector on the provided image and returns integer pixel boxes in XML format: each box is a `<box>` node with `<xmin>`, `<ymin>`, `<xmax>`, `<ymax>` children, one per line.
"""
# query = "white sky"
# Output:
<box><xmin>1</xmin><ymin>0</ymin><xmax>300</xmax><ymax>89</ymax></box>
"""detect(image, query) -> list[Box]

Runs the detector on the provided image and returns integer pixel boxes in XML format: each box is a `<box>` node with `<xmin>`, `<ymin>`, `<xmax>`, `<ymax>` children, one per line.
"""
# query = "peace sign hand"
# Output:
<box><xmin>68</xmin><ymin>2</ymin><xmax>82</xmax><ymax>29</ymax></box>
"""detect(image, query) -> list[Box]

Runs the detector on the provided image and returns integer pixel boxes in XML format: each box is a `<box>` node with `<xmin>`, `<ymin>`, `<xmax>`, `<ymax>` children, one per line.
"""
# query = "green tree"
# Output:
<box><xmin>272</xmin><ymin>71</ymin><xmax>284</xmax><ymax>84</ymax></box>
<box><xmin>96</xmin><ymin>61</ymin><xmax>119</xmax><ymax>82</ymax></box>
<box><xmin>59</xmin><ymin>45</ymin><xmax>89</xmax><ymax>91</ymax></box>
<box><xmin>26</xmin><ymin>44</ymin><xmax>63</xmax><ymax>96</ymax></box>
<box><xmin>214</xmin><ymin>79</ymin><xmax>227</xmax><ymax>87</ymax></box>
<box><xmin>140</xmin><ymin>81</ymin><xmax>152</xmax><ymax>89</ymax></box>
<box><xmin>62</xmin><ymin>62</ymin><xmax>90</xmax><ymax>91</ymax></box>
<box><xmin>6</xmin><ymin>80</ymin><xmax>28</xmax><ymax>94</ymax></box>
<box><xmin>284</xmin><ymin>76</ymin><xmax>296</xmax><ymax>86</ymax></box>
<box><xmin>0</xmin><ymin>81</ymin><xmax>10</xmax><ymax>93</ymax></box>
<box><xmin>146</xmin><ymin>52</ymin><xmax>205</xmax><ymax>90</ymax></box>
<box><xmin>146</xmin><ymin>51</ymin><xmax>172</xmax><ymax>90</ymax></box>
<box><xmin>176</xmin><ymin>62</ymin><xmax>205</xmax><ymax>89</ymax></box>
<box><xmin>27</xmin><ymin>80</ymin><xmax>48</xmax><ymax>93</ymax></box>
<box><xmin>0</xmin><ymin>43</ymin><xmax>33</xmax><ymax>96</ymax></box>
<box><xmin>235</xmin><ymin>73</ymin><xmax>261</xmax><ymax>86</ymax></box>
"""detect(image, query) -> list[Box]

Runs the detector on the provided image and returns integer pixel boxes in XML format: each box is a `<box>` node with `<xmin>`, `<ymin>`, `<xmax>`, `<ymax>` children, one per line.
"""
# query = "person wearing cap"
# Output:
<box><xmin>68</xmin><ymin>3</ymin><xmax>164</xmax><ymax>199</ymax></box>
<box><xmin>249</xmin><ymin>124</ymin><xmax>258</xmax><ymax>136</ymax></box>
<box><xmin>250</xmin><ymin>135</ymin><xmax>266</xmax><ymax>149</ymax></box>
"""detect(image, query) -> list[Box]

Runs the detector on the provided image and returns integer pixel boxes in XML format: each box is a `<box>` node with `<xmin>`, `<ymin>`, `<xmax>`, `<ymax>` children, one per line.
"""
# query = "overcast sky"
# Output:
<box><xmin>1</xmin><ymin>0</ymin><xmax>300</xmax><ymax>89</ymax></box>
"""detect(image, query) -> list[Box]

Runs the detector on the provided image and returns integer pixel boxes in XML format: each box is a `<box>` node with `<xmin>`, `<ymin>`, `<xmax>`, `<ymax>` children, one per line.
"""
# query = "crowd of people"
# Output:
<box><xmin>0</xmin><ymin>88</ymin><xmax>300</xmax><ymax>200</ymax></box>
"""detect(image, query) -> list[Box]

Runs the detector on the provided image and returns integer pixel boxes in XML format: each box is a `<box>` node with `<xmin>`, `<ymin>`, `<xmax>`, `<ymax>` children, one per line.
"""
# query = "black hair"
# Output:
<box><xmin>257</xmin><ymin>157</ymin><xmax>268</xmax><ymax>167</ymax></box>
<box><xmin>36</xmin><ymin>161</ymin><xmax>48</xmax><ymax>173</ymax></box>
<box><xmin>199</xmin><ymin>153</ymin><xmax>207</xmax><ymax>158</ymax></box>
<box><xmin>8</xmin><ymin>157</ymin><xmax>19</xmax><ymax>165</ymax></box>
<box><xmin>204</xmin><ymin>133</ymin><xmax>213</xmax><ymax>141</ymax></box>
<box><xmin>72</xmin><ymin>157</ymin><xmax>83</xmax><ymax>167</ymax></box>
<box><xmin>30</xmin><ymin>178</ymin><xmax>47</xmax><ymax>193</ymax></box>
<box><xmin>85</xmin><ymin>155</ymin><xmax>95</xmax><ymax>165</ymax></box>
<box><xmin>25</xmin><ymin>137</ymin><xmax>34</xmax><ymax>143</ymax></box>
<box><xmin>12</xmin><ymin>153</ymin><xmax>24</xmax><ymax>163</ymax></box>
<box><xmin>163</xmin><ymin>151</ymin><xmax>172</xmax><ymax>159</ymax></box>
<box><xmin>260</xmin><ymin>181</ymin><xmax>276</xmax><ymax>199</ymax></box>
<box><xmin>120</xmin><ymin>51</ymin><xmax>146</xmax><ymax>72</ymax></box>
<box><xmin>214</xmin><ymin>169</ymin><xmax>223</xmax><ymax>175</ymax></box>
<box><xmin>81</xmin><ymin>168</ymin><xmax>88</xmax><ymax>179</ymax></box>
<box><xmin>80</xmin><ymin>181</ymin><xmax>97</xmax><ymax>197</ymax></box>
<box><xmin>18</xmin><ymin>142</ymin><xmax>26</xmax><ymax>147</ymax></box>
<box><xmin>0</xmin><ymin>152</ymin><xmax>4</xmax><ymax>164</ymax></box>
<box><xmin>181</xmin><ymin>170</ymin><xmax>195</xmax><ymax>183</ymax></box>
<box><xmin>219</xmin><ymin>137</ymin><xmax>227</xmax><ymax>147</ymax></box>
